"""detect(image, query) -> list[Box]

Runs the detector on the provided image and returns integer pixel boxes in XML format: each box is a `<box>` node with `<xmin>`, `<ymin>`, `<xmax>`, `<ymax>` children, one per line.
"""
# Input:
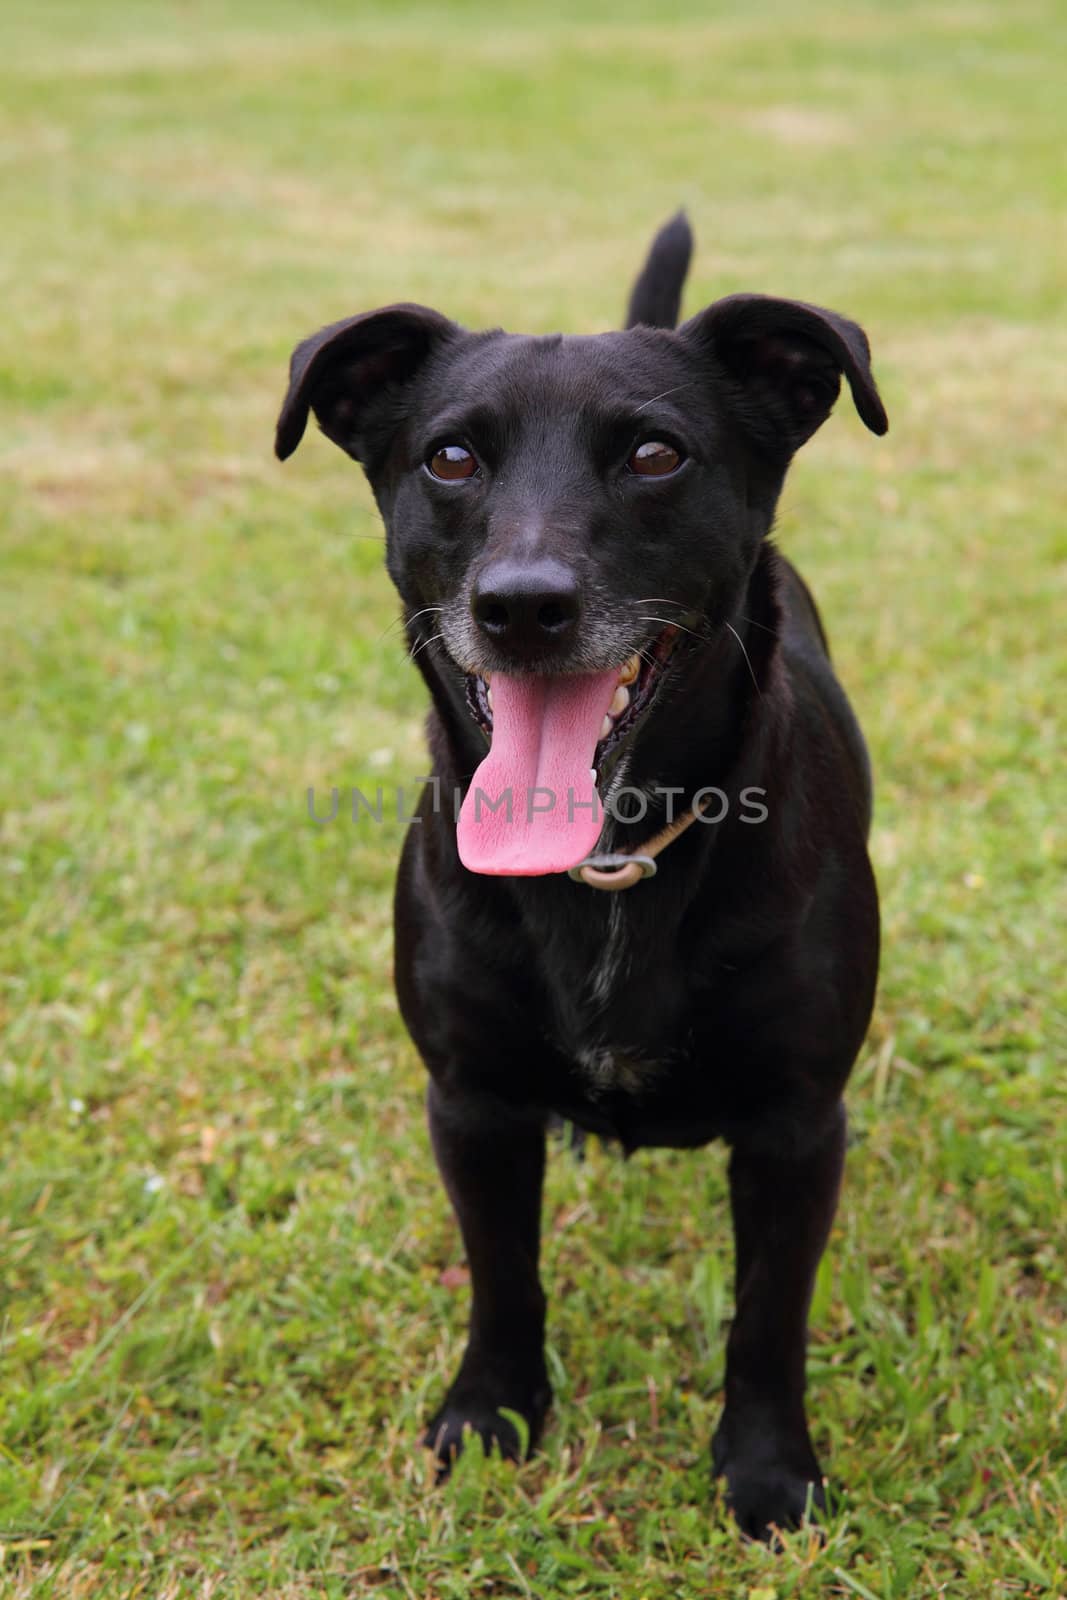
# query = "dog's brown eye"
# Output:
<box><xmin>628</xmin><ymin>439</ymin><xmax>681</xmax><ymax>477</ymax></box>
<box><xmin>428</xmin><ymin>444</ymin><xmax>478</xmax><ymax>481</ymax></box>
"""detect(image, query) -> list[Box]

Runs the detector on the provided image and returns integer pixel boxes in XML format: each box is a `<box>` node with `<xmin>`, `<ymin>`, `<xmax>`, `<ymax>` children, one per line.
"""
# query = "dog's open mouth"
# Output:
<box><xmin>455</xmin><ymin>627</ymin><xmax>681</xmax><ymax>879</ymax></box>
<box><xmin>464</xmin><ymin>625</ymin><xmax>680</xmax><ymax>769</ymax></box>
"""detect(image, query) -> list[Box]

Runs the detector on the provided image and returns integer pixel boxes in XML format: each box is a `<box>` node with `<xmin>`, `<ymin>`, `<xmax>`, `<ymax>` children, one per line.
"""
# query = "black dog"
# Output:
<box><xmin>276</xmin><ymin>213</ymin><xmax>887</xmax><ymax>1539</ymax></box>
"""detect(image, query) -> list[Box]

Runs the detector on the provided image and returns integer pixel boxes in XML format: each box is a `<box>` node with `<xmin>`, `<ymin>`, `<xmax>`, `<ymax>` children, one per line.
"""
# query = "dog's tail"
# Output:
<box><xmin>624</xmin><ymin>209</ymin><xmax>694</xmax><ymax>330</ymax></box>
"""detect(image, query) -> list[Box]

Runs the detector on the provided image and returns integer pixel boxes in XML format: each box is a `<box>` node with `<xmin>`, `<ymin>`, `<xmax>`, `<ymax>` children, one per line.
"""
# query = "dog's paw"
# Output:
<box><xmin>423</xmin><ymin>1375</ymin><xmax>551</xmax><ymax>1477</ymax></box>
<box><xmin>712</xmin><ymin>1423</ymin><xmax>826</xmax><ymax>1542</ymax></box>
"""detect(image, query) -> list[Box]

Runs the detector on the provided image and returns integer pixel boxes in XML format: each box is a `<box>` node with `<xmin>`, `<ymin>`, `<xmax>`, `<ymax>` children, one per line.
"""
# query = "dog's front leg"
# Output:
<box><xmin>423</xmin><ymin>1080</ymin><xmax>551</xmax><ymax>1472</ymax></box>
<box><xmin>712</xmin><ymin>1101</ymin><xmax>847</xmax><ymax>1539</ymax></box>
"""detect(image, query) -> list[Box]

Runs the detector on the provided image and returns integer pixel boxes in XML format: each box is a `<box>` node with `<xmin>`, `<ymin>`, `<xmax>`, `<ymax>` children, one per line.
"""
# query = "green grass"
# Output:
<box><xmin>1</xmin><ymin>1</ymin><xmax>1064</xmax><ymax>1594</ymax></box>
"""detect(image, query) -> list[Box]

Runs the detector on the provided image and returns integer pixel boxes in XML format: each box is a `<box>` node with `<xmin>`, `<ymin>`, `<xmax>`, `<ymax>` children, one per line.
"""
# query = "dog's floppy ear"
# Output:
<box><xmin>275</xmin><ymin>303</ymin><xmax>457</xmax><ymax>464</ymax></box>
<box><xmin>680</xmin><ymin>294</ymin><xmax>888</xmax><ymax>453</ymax></box>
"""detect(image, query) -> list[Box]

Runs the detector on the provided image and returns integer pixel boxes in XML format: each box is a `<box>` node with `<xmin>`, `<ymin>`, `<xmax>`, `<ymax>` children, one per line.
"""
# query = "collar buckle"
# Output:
<box><xmin>568</xmin><ymin>852</ymin><xmax>657</xmax><ymax>890</ymax></box>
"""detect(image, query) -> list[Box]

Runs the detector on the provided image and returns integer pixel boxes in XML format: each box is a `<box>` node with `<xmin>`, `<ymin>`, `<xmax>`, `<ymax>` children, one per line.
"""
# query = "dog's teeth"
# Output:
<box><xmin>610</xmin><ymin>685</ymin><xmax>630</xmax><ymax>717</ymax></box>
<box><xmin>589</xmin><ymin>768</ymin><xmax>598</xmax><ymax>785</ymax></box>
<box><xmin>600</xmin><ymin>714</ymin><xmax>613</xmax><ymax>739</ymax></box>
<box><xmin>486</xmin><ymin>686</ymin><xmax>493</xmax><ymax>709</ymax></box>
<box><xmin>618</xmin><ymin>654</ymin><xmax>640</xmax><ymax>686</ymax></box>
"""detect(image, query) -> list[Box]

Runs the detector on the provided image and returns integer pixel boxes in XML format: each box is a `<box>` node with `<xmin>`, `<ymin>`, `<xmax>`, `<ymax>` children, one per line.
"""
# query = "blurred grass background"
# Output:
<box><xmin>0</xmin><ymin>1</ymin><xmax>1064</xmax><ymax>1595</ymax></box>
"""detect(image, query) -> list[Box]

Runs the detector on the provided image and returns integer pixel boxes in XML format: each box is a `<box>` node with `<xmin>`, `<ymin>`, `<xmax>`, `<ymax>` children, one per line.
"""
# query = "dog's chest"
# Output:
<box><xmin>543</xmin><ymin>896</ymin><xmax>678</xmax><ymax>1094</ymax></box>
<box><xmin>572</xmin><ymin>1043</ymin><xmax>662</xmax><ymax>1095</ymax></box>
<box><xmin>584</xmin><ymin>894</ymin><xmax>628</xmax><ymax>1007</ymax></box>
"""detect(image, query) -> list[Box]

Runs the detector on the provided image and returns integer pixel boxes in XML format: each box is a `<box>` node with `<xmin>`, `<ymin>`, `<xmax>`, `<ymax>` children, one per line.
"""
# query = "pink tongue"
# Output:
<box><xmin>457</xmin><ymin>669</ymin><xmax>619</xmax><ymax>876</ymax></box>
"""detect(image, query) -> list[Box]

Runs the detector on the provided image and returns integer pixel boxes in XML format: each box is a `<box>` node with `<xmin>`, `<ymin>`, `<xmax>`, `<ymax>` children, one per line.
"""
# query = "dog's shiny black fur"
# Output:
<box><xmin>276</xmin><ymin>213</ymin><xmax>888</xmax><ymax>1539</ymax></box>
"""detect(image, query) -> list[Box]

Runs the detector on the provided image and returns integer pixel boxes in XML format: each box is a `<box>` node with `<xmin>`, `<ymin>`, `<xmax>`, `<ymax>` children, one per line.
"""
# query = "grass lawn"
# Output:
<box><xmin>1</xmin><ymin>1</ymin><xmax>1064</xmax><ymax>1594</ymax></box>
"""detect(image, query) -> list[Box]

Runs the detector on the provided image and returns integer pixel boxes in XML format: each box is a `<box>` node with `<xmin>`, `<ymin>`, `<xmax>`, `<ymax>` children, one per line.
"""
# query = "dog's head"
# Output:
<box><xmin>276</xmin><ymin>258</ymin><xmax>886</xmax><ymax>873</ymax></box>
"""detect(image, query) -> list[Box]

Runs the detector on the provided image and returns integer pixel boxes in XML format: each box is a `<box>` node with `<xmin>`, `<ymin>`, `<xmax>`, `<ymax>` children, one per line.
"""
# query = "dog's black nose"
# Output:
<box><xmin>470</xmin><ymin>559</ymin><xmax>581</xmax><ymax>657</ymax></box>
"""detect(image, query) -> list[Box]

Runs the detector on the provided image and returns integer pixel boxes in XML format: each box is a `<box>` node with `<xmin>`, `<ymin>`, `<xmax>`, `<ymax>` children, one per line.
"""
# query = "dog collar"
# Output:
<box><xmin>568</xmin><ymin>796</ymin><xmax>711</xmax><ymax>891</ymax></box>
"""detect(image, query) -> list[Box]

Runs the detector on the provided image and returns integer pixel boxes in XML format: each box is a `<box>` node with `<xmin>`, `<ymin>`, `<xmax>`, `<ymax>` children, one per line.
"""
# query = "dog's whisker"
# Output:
<box><xmin>379</xmin><ymin>605</ymin><xmax>442</xmax><ymax>645</ymax></box>
<box><xmin>635</xmin><ymin>614</ymin><xmax>708</xmax><ymax>645</ymax></box>
<box><xmin>409</xmin><ymin>631</ymin><xmax>447</xmax><ymax>663</ymax></box>
<box><xmin>739</xmin><ymin>613</ymin><xmax>780</xmax><ymax>639</ymax></box>
<box><xmin>633</xmin><ymin>382</ymin><xmax>696</xmax><ymax>414</ymax></box>
<box><xmin>725</xmin><ymin>621</ymin><xmax>762</xmax><ymax>699</ymax></box>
